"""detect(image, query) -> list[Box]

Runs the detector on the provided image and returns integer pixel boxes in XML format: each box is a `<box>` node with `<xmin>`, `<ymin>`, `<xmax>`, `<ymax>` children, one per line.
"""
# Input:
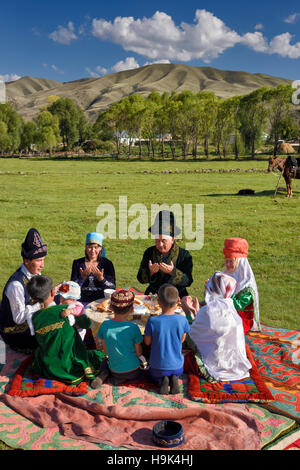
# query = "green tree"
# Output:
<box><xmin>239</xmin><ymin>88</ymin><xmax>268</xmax><ymax>158</ymax></box>
<box><xmin>48</xmin><ymin>97</ymin><xmax>86</xmax><ymax>149</ymax></box>
<box><xmin>20</xmin><ymin>121</ymin><xmax>38</xmax><ymax>153</ymax></box>
<box><xmin>141</xmin><ymin>98</ymin><xmax>159</xmax><ymax>158</ymax></box>
<box><xmin>0</xmin><ymin>121</ymin><xmax>12</xmax><ymax>153</ymax></box>
<box><xmin>35</xmin><ymin>111</ymin><xmax>61</xmax><ymax>153</ymax></box>
<box><xmin>263</xmin><ymin>85</ymin><xmax>294</xmax><ymax>157</ymax></box>
<box><xmin>197</xmin><ymin>91</ymin><xmax>218</xmax><ymax>158</ymax></box>
<box><xmin>0</xmin><ymin>103</ymin><xmax>22</xmax><ymax>152</ymax></box>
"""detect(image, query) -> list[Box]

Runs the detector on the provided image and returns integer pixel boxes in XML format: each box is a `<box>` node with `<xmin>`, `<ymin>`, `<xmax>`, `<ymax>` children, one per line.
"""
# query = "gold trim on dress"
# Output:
<box><xmin>35</xmin><ymin>321</ymin><xmax>64</xmax><ymax>335</ymax></box>
<box><xmin>4</xmin><ymin>323</ymin><xmax>29</xmax><ymax>334</ymax></box>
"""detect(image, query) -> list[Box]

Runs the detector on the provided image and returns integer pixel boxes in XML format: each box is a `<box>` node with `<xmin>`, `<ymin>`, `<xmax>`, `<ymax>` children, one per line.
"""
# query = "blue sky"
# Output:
<box><xmin>1</xmin><ymin>1</ymin><xmax>300</xmax><ymax>83</ymax></box>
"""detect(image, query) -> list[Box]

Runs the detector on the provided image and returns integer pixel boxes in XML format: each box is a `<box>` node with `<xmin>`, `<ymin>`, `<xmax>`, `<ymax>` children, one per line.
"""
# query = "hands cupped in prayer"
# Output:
<box><xmin>80</xmin><ymin>263</ymin><xmax>104</xmax><ymax>281</ymax></box>
<box><xmin>148</xmin><ymin>260</ymin><xmax>174</xmax><ymax>276</ymax></box>
<box><xmin>181</xmin><ymin>295</ymin><xmax>200</xmax><ymax>320</ymax></box>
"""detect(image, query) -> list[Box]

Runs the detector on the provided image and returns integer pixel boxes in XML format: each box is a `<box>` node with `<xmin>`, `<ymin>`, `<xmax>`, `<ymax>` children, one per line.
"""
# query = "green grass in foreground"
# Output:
<box><xmin>0</xmin><ymin>157</ymin><xmax>299</xmax><ymax>330</ymax></box>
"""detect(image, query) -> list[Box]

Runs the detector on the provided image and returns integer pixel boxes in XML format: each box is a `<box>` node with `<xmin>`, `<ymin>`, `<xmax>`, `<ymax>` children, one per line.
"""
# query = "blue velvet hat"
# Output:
<box><xmin>152</xmin><ymin>420</ymin><xmax>184</xmax><ymax>448</ymax></box>
<box><xmin>85</xmin><ymin>232</ymin><xmax>104</xmax><ymax>246</ymax></box>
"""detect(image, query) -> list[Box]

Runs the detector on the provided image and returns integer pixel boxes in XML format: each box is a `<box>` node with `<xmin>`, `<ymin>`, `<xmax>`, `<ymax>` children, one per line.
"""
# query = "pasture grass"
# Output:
<box><xmin>0</xmin><ymin>156</ymin><xmax>299</xmax><ymax>330</ymax></box>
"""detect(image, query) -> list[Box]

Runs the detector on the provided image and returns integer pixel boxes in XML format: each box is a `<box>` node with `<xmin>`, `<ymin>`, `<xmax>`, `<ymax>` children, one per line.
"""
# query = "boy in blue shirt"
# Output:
<box><xmin>144</xmin><ymin>284</ymin><xmax>190</xmax><ymax>395</ymax></box>
<box><xmin>91</xmin><ymin>289</ymin><xmax>144</xmax><ymax>388</ymax></box>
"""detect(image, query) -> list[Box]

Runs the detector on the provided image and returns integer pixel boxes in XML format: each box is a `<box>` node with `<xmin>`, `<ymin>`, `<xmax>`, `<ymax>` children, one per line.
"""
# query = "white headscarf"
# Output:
<box><xmin>225</xmin><ymin>258</ymin><xmax>260</xmax><ymax>331</ymax></box>
<box><xmin>189</xmin><ymin>272</ymin><xmax>252</xmax><ymax>381</ymax></box>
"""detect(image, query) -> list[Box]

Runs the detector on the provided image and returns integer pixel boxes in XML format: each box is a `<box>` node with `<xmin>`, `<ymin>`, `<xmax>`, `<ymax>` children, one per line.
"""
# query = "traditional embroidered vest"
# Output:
<box><xmin>0</xmin><ymin>266</ymin><xmax>31</xmax><ymax>332</ymax></box>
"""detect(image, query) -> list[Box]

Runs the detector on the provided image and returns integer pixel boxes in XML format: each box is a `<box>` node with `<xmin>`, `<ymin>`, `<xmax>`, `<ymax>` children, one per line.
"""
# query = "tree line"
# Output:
<box><xmin>0</xmin><ymin>84</ymin><xmax>299</xmax><ymax>159</ymax></box>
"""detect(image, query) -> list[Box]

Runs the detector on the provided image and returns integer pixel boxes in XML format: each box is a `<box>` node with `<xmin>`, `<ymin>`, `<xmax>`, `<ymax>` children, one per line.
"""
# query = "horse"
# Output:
<box><xmin>268</xmin><ymin>156</ymin><xmax>300</xmax><ymax>198</ymax></box>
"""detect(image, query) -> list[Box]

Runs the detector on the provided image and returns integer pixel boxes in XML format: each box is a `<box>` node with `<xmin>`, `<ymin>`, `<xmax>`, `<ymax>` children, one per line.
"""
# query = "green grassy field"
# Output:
<box><xmin>0</xmin><ymin>156</ymin><xmax>299</xmax><ymax>331</ymax></box>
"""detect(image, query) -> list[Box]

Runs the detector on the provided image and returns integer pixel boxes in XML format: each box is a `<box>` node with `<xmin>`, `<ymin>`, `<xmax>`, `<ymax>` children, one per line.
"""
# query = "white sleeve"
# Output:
<box><xmin>5</xmin><ymin>281</ymin><xmax>41</xmax><ymax>326</ymax></box>
<box><xmin>67</xmin><ymin>314</ymin><xmax>76</xmax><ymax>326</ymax></box>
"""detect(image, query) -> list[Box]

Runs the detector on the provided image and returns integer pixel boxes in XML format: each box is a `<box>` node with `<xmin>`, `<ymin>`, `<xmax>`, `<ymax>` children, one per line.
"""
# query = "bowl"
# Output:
<box><xmin>104</xmin><ymin>289</ymin><xmax>115</xmax><ymax>299</ymax></box>
<box><xmin>152</xmin><ymin>420</ymin><xmax>184</xmax><ymax>448</ymax></box>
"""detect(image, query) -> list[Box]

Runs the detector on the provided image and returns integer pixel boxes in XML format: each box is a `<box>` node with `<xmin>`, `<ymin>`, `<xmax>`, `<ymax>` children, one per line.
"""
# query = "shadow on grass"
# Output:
<box><xmin>206</xmin><ymin>189</ymin><xmax>300</xmax><ymax>197</ymax></box>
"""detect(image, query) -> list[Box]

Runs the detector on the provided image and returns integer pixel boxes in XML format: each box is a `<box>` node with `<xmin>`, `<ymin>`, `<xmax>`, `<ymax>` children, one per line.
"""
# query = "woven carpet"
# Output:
<box><xmin>263</xmin><ymin>427</ymin><xmax>300</xmax><ymax>450</ymax></box>
<box><xmin>0</xmin><ymin>322</ymin><xmax>299</xmax><ymax>450</ymax></box>
<box><xmin>0</xmin><ymin>345</ymin><xmax>296</xmax><ymax>450</ymax></box>
<box><xmin>186</xmin><ymin>343</ymin><xmax>274</xmax><ymax>404</ymax></box>
<box><xmin>246</xmin><ymin>324</ymin><xmax>300</xmax><ymax>422</ymax></box>
<box><xmin>7</xmin><ymin>354</ymin><xmax>89</xmax><ymax>397</ymax></box>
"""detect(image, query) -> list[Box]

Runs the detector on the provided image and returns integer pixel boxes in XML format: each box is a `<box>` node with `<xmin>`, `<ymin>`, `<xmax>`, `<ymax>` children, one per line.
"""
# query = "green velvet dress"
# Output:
<box><xmin>137</xmin><ymin>242</ymin><xmax>193</xmax><ymax>298</ymax></box>
<box><xmin>32</xmin><ymin>304</ymin><xmax>105</xmax><ymax>384</ymax></box>
<box><xmin>232</xmin><ymin>287</ymin><xmax>260</xmax><ymax>333</ymax></box>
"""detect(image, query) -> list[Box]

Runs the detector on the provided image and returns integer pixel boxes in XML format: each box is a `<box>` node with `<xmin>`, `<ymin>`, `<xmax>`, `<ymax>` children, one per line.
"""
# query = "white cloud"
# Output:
<box><xmin>268</xmin><ymin>33</ymin><xmax>300</xmax><ymax>59</ymax></box>
<box><xmin>91</xmin><ymin>9</ymin><xmax>300</xmax><ymax>62</ymax></box>
<box><xmin>92</xmin><ymin>10</ymin><xmax>240</xmax><ymax>62</ymax></box>
<box><xmin>49</xmin><ymin>21</ymin><xmax>77</xmax><ymax>45</ymax></box>
<box><xmin>0</xmin><ymin>73</ymin><xmax>21</xmax><ymax>82</ymax></box>
<box><xmin>143</xmin><ymin>60</ymin><xmax>171</xmax><ymax>66</ymax></box>
<box><xmin>283</xmin><ymin>13</ymin><xmax>300</xmax><ymax>24</ymax></box>
<box><xmin>51</xmin><ymin>64</ymin><xmax>64</xmax><ymax>74</ymax></box>
<box><xmin>241</xmin><ymin>32</ymin><xmax>269</xmax><ymax>52</ymax></box>
<box><xmin>254</xmin><ymin>23</ymin><xmax>264</xmax><ymax>30</ymax></box>
<box><xmin>86</xmin><ymin>57</ymin><xmax>171</xmax><ymax>78</ymax></box>
<box><xmin>111</xmin><ymin>57</ymin><xmax>140</xmax><ymax>73</ymax></box>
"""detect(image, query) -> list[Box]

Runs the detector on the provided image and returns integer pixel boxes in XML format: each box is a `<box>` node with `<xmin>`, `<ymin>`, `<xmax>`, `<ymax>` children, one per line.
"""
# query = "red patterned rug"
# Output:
<box><xmin>186</xmin><ymin>343</ymin><xmax>274</xmax><ymax>404</ymax></box>
<box><xmin>8</xmin><ymin>354</ymin><xmax>88</xmax><ymax>397</ymax></box>
<box><xmin>246</xmin><ymin>324</ymin><xmax>300</xmax><ymax>422</ymax></box>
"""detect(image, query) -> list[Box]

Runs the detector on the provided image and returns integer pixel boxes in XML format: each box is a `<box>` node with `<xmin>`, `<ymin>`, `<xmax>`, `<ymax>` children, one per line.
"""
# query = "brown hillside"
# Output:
<box><xmin>5</xmin><ymin>64</ymin><xmax>291</xmax><ymax>122</ymax></box>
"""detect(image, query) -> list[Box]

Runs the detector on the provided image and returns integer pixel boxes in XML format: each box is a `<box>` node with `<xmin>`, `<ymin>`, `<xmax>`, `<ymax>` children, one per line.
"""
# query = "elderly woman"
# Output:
<box><xmin>71</xmin><ymin>232</ymin><xmax>116</xmax><ymax>304</ymax></box>
<box><xmin>182</xmin><ymin>272</ymin><xmax>252</xmax><ymax>382</ymax></box>
<box><xmin>223</xmin><ymin>238</ymin><xmax>260</xmax><ymax>333</ymax></box>
<box><xmin>137</xmin><ymin>211</ymin><xmax>193</xmax><ymax>298</ymax></box>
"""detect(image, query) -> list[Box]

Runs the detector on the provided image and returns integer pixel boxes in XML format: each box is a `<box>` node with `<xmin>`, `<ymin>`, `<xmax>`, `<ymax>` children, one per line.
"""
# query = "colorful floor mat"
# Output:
<box><xmin>0</xmin><ymin>322</ymin><xmax>299</xmax><ymax>450</ymax></box>
<box><xmin>263</xmin><ymin>427</ymin><xmax>300</xmax><ymax>450</ymax></box>
<box><xmin>7</xmin><ymin>354</ymin><xmax>88</xmax><ymax>397</ymax></box>
<box><xmin>186</xmin><ymin>343</ymin><xmax>274</xmax><ymax>404</ymax></box>
<box><xmin>246</xmin><ymin>324</ymin><xmax>300</xmax><ymax>422</ymax></box>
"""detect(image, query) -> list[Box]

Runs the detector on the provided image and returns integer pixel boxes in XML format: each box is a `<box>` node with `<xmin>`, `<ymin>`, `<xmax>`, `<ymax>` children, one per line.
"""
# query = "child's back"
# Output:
<box><xmin>145</xmin><ymin>313</ymin><xmax>188</xmax><ymax>371</ymax></box>
<box><xmin>98</xmin><ymin>319</ymin><xmax>142</xmax><ymax>373</ymax></box>
<box><xmin>92</xmin><ymin>289</ymin><xmax>144</xmax><ymax>388</ymax></box>
<box><xmin>144</xmin><ymin>284</ymin><xmax>190</xmax><ymax>394</ymax></box>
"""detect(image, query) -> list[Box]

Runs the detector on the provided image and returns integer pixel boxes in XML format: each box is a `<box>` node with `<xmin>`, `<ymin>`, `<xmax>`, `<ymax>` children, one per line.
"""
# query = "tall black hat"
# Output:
<box><xmin>148</xmin><ymin>211</ymin><xmax>181</xmax><ymax>237</ymax></box>
<box><xmin>21</xmin><ymin>228</ymin><xmax>47</xmax><ymax>260</ymax></box>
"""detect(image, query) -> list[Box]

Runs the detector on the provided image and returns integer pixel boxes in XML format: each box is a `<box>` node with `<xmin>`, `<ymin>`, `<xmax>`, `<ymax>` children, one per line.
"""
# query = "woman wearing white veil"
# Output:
<box><xmin>223</xmin><ymin>238</ymin><xmax>260</xmax><ymax>333</ymax></box>
<box><xmin>183</xmin><ymin>272</ymin><xmax>251</xmax><ymax>382</ymax></box>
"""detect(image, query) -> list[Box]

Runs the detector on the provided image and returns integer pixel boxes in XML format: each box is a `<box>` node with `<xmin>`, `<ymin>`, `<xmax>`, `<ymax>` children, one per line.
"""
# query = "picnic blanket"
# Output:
<box><xmin>7</xmin><ymin>353</ymin><xmax>89</xmax><ymax>397</ymax></box>
<box><xmin>0</xmin><ymin>323</ymin><xmax>299</xmax><ymax>450</ymax></box>
<box><xmin>186</xmin><ymin>343</ymin><xmax>274</xmax><ymax>404</ymax></box>
<box><xmin>246</xmin><ymin>324</ymin><xmax>300</xmax><ymax>422</ymax></box>
<box><xmin>0</xmin><ymin>351</ymin><xmax>262</xmax><ymax>450</ymax></box>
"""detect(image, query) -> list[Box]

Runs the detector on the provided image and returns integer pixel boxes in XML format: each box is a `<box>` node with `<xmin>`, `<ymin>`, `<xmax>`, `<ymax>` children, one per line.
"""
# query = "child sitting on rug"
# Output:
<box><xmin>91</xmin><ymin>289</ymin><xmax>145</xmax><ymax>388</ymax></box>
<box><xmin>144</xmin><ymin>284</ymin><xmax>190</xmax><ymax>395</ymax></box>
<box><xmin>57</xmin><ymin>281</ymin><xmax>86</xmax><ymax>341</ymax></box>
<box><xmin>26</xmin><ymin>275</ymin><xmax>104</xmax><ymax>385</ymax></box>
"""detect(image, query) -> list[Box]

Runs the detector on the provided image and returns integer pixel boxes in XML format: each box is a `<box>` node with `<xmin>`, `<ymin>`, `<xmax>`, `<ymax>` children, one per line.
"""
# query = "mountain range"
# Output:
<box><xmin>5</xmin><ymin>63</ymin><xmax>291</xmax><ymax>122</ymax></box>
